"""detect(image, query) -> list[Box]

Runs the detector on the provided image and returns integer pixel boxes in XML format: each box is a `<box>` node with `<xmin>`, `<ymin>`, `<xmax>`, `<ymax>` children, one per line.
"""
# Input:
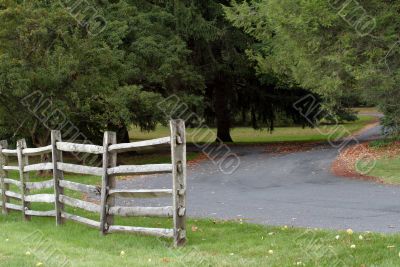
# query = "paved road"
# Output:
<box><xmin>117</xmin><ymin>116</ymin><xmax>400</xmax><ymax>233</ymax></box>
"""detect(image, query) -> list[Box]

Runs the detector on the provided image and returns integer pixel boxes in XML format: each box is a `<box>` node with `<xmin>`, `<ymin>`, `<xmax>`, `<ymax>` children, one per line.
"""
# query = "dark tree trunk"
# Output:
<box><xmin>214</xmin><ymin>78</ymin><xmax>233</xmax><ymax>143</ymax></box>
<box><xmin>251</xmin><ymin>107</ymin><xmax>258</xmax><ymax>129</ymax></box>
<box><xmin>117</xmin><ymin>125</ymin><xmax>130</xmax><ymax>144</ymax></box>
<box><xmin>241</xmin><ymin>108</ymin><xmax>247</xmax><ymax>124</ymax></box>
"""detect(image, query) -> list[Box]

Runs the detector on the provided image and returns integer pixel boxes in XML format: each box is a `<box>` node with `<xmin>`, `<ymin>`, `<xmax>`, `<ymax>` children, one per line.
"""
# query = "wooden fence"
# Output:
<box><xmin>0</xmin><ymin>120</ymin><xmax>187</xmax><ymax>246</ymax></box>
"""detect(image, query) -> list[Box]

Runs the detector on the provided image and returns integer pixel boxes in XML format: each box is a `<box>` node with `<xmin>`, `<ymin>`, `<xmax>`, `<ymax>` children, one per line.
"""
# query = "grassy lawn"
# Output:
<box><xmin>365</xmin><ymin>156</ymin><xmax>400</xmax><ymax>184</ymax></box>
<box><xmin>355</xmin><ymin>138</ymin><xmax>400</xmax><ymax>184</ymax></box>
<box><xmin>130</xmin><ymin>115</ymin><xmax>376</xmax><ymax>144</ymax></box>
<box><xmin>2</xmin><ymin>171</ymin><xmax>400</xmax><ymax>266</ymax></box>
<box><xmin>2</xmin><ymin>209</ymin><xmax>400</xmax><ymax>266</ymax></box>
<box><xmin>353</xmin><ymin>107</ymin><xmax>379</xmax><ymax>113</ymax></box>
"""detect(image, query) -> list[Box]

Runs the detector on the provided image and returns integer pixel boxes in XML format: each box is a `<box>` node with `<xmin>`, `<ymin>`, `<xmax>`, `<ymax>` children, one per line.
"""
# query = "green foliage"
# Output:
<box><xmin>0</xmin><ymin>0</ymin><xmax>362</xmax><ymax>145</ymax></box>
<box><xmin>0</xmin><ymin>0</ymin><xmax>203</xmax><ymax>145</ymax></box>
<box><xmin>369</xmin><ymin>136</ymin><xmax>400</xmax><ymax>148</ymax></box>
<box><xmin>156</xmin><ymin>0</ymin><xmax>323</xmax><ymax>141</ymax></box>
<box><xmin>225</xmin><ymin>0</ymin><xmax>399</xmax><ymax>132</ymax></box>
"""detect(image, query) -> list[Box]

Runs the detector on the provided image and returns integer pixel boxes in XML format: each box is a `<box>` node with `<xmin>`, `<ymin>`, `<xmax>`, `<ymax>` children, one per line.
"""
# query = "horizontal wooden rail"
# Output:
<box><xmin>107</xmin><ymin>164</ymin><xmax>172</xmax><ymax>176</ymax></box>
<box><xmin>23</xmin><ymin>145</ymin><xmax>52</xmax><ymax>156</ymax></box>
<box><xmin>56</xmin><ymin>142</ymin><xmax>104</xmax><ymax>154</ymax></box>
<box><xmin>61</xmin><ymin>212</ymin><xmax>101</xmax><ymax>228</ymax></box>
<box><xmin>108</xmin><ymin>225</ymin><xmax>174</xmax><ymax>238</ymax></box>
<box><xmin>5</xmin><ymin>190</ymin><xmax>22</xmax><ymax>200</ymax></box>
<box><xmin>2</xmin><ymin>149</ymin><xmax>17</xmax><ymax>156</ymax></box>
<box><xmin>5</xmin><ymin>203</ymin><xmax>23</xmax><ymax>211</ymax></box>
<box><xmin>57</xmin><ymin>162</ymin><xmax>102</xmax><ymax>176</ymax></box>
<box><xmin>0</xmin><ymin>120</ymin><xmax>186</xmax><ymax>246</ymax></box>
<box><xmin>3</xmin><ymin>165</ymin><xmax>19</xmax><ymax>171</ymax></box>
<box><xmin>25</xmin><ymin>210</ymin><xmax>56</xmax><ymax>217</ymax></box>
<box><xmin>25</xmin><ymin>180</ymin><xmax>54</xmax><ymax>190</ymax></box>
<box><xmin>108</xmin><ymin>189</ymin><xmax>173</xmax><ymax>198</ymax></box>
<box><xmin>59</xmin><ymin>180</ymin><xmax>100</xmax><ymax>195</ymax></box>
<box><xmin>3</xmin><ymin>178</ymin><xmax>22</xmax><ymax>187</ymax></box>
<box><xmin>109</xmin><ymin>206</ymin><xmax>173</xmax><ymax>217</ymax></box>
<box><xmin>59</xmin><ymin>195</ymin><xmax>101</xmax><ymax>213</ymax></box>
<box><xmin>24</xmin><ymin>163</ymin><xmax>53</xmax><ymax>172</ymax></box>
<box><xmin>25</xmin><ymin>194</ymin><xmax>54</xmax><ymax>203</ymax></box>
<box><xmin>108</xmin><ymin>137</ymin><xmax>170</xmax><ymax>153</ymax></box>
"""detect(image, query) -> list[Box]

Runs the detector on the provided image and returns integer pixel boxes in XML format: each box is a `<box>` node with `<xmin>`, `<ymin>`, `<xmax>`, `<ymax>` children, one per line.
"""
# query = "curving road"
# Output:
<box><xmin>117</xmin><ymin>115</ymin><xmax>400</xmax><ymax>233</ymax></box>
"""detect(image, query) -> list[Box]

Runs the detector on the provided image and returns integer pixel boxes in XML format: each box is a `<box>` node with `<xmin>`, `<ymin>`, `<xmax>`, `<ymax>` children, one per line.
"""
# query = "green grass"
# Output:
<box><xmin>369</xmin><ymin>136</ymin><xmax>400</xmax><ymax>149</ymax></box>
<box><xmin>130</xmin><ymin>115</ymin><xmax>376</xmax><ymax>144</ymax></box>
<box><xmin>352</xmin><ymin>107</ymin><xmax>379</xmax><ymax>113</ymax></box>
<box><xmin>2</xmin><ymin>171</ymin><xmax>400</xmax><ymax>266</ymax></box>
<box><xmin>357</xmin><ymin>137</ymin><xmax>400</xmax><ymax>184</ymax></box>
<box><xmin>364</xmin><ymin>156</ymin><xmax>400</xmax><ymax>184</ymax></box>
<box><xmin>3</xmin><ymin>211</ymin><xmax>400</xmax><ymax>266</ymax></box>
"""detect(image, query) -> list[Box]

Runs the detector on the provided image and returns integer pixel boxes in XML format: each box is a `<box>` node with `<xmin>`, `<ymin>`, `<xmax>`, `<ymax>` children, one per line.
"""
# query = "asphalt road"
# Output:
<box><xmin>117</xmin><ymin>117</ymin><xmax>400</xmax><ymax>233</ymax></box>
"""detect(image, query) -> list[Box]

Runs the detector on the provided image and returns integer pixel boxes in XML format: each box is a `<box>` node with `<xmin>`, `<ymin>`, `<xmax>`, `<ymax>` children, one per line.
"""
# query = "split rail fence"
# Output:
<box><xmin>0</xmin><ymin>120</ymin><xmax>187</xmax><ymax>246</ymax></box>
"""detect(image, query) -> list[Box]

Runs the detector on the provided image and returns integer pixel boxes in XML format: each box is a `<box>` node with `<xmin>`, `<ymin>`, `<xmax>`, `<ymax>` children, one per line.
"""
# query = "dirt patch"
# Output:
<box><xmin>332</xmin><ymin>141</ymin><xmax>400</xmax><ymax>183</ymax></box>
<box><xmin>187</xmin><ymin>152</ymin><xmax>208</xmax><ymax>167</ymax></box>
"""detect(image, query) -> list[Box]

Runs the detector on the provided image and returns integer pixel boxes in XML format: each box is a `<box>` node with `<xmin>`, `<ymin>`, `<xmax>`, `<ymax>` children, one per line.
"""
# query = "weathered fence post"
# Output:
<box><xmin>51</xmin><ymin>130</ymin><xmax>64</xmax><ymax>225</ymax></box>
<box><xmin>100</xmin><ymin>131</ymin><xmax>117</xmax><ymax>235</ymax></box>
<box><xmin>170</xmin><ymin>119</ymin><xmax>187</xmax><ymax>246</ymax></box>
<box><xmin>17</xmin><ymin>139</ymin><xmax>30</xmax><ymax>221</ymax></box>
<box><xmin>0</xmin><ymin>127</ymin><xmax>186</xmax><ymax>242</ymax></box>
<box><xmin>0</xmin><ymin>140</ymin><xmax>9</xmax><ymax>215</ymax></box>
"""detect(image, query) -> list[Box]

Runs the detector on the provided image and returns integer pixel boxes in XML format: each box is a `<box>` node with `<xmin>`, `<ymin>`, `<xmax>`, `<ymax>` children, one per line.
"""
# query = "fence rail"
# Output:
<box><xmin>0</xmin><ymin>119</ymin><xmax>187</xmax><ymax>246</ymax></box>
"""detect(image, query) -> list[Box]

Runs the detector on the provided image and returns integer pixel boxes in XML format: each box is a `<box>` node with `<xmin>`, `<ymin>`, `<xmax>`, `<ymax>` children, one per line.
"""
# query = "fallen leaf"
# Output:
<box><xmin>161</xmin><ymin>258</ymin><xmax>171</xmax><ymax>263</ymax></box>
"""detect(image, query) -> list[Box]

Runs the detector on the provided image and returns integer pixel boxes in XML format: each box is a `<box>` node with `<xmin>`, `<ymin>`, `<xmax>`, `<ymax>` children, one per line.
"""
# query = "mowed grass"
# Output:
<box><xmin>2</xmin><ymin>210</ymin><xmax>400</xmax><ymax>267</ymax></box>
<box><xmin>357</xmin><ymin>137</ymin><xmax>400</xmax><ymax>184</ymax></box>
<box><xmin>130</xmin><ymin>115</ymin><xmax>376</xmax><ymax>144</ymax></box>
<box><xmin>2</xmin><ymin>171</ymin><xmax>400</xmax><ymax>266</ymax></box>
<box><xmin>353</xmin><ymin>107</ymin><xmax>379</xmax><ymax>113</ymax></box>
<box><xmin>365</xmin><ymin>156</ymin><xmax>400</xmax><ymax>184</ymax></box>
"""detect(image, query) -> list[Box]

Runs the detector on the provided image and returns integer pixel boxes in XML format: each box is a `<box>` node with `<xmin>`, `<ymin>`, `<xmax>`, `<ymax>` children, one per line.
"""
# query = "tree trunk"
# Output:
<box><xmin>117</xmin><ymin>125</ymin><xmax>130</xmax><ymax>144</ymax></box>
<box><xmin>241</xmin><ymin>108</ymin><xmax>247</xmax><ymax>125</ymax></box>
<box><xmin>214</xmin><ymin>79</ymin><xmax>233</xmax><ymax>143</ymax></box>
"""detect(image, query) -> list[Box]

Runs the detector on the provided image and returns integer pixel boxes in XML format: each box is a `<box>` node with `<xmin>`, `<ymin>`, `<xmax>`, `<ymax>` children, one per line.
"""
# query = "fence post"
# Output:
<box><xmin>51</xmin><ymin>130</ymin><xmax>64</xmax><ymax>225</ymax></box>
<box><xmin>0</xmin><ymin>140</ymin><xmax>9</xmax><ymax>215</ymax></box>
<box><xmin>170</xmin><ymin>119</ymin><xmax>187</xmax><ymax>247</ymax></box>
<box><xmin>100</xmin><ymin>131</ymin><xmax>117</xmax><ymax>235</ymax></box>
<box><xmin>17</xmin><ymin>139</ymin><xmax>30</xmax><ymax>221</ymax></box>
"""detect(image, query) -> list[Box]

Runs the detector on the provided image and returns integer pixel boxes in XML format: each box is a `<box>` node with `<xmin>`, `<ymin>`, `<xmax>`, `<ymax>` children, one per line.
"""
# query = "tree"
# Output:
<box><xmin>0</xmin><ymin>0</ymin><xmax>127</xmax><ymax>147</ymax></box>
<box><xmin>0</xmin><ymin>0</ymin><xmax>203</xmax><ymax>148</ymax></box>
<box><xmin>157</xmin><ymin>0</ymin><xmax>319</xmax><ymax>142</ymax></box>
<box><xmin>0</xmin><ymin>0</ymin><xmax>329</xmax><ymax>148</ymax></box>
<box><xmin>225</xmin><ymin>0</ymin><xmax>399</xmax><ymax>133</ymax></box>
